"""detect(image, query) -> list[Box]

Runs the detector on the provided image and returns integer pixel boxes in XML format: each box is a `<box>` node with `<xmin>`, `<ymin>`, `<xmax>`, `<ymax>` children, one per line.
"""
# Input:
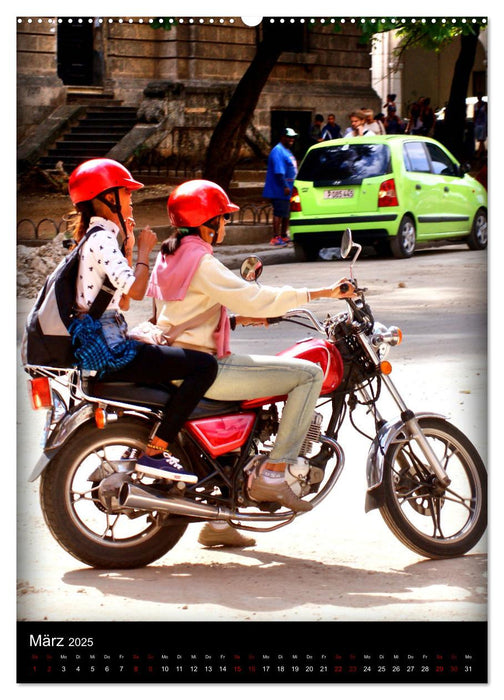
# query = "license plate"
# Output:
<box><xmin>323</xmin><ymin>189</ymin><xmax>354</xmax><ymax>199</ymax></box>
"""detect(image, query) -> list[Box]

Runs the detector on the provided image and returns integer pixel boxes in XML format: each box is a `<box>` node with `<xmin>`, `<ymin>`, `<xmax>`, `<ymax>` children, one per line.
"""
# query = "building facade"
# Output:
<box><xmin>17</xmin><ymin>17</ymin><xmax>382</xmax><ymax>166</ymax></box>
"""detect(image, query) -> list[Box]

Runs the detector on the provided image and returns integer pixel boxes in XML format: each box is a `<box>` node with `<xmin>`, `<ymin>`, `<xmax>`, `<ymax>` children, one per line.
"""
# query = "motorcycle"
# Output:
<box><xmin>24</xmin><ymin>229</ymin><xmax>487</xmax><ymax>568</ymax></box>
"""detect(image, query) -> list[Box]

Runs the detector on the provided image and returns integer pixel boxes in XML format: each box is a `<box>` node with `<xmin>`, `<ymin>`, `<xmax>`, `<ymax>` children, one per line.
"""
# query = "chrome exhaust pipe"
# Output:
<box><xmin>119</xmin><ymin>482</ymin><xmax>232</xmax><ymax>520</ymax></box>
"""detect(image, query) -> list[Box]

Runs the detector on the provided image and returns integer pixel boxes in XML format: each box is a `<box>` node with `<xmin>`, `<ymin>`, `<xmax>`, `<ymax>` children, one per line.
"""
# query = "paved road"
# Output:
<box><xmin>16</xmin><ymin>246</ymin><xmax>487</xmax><ymax>625</ymax></box>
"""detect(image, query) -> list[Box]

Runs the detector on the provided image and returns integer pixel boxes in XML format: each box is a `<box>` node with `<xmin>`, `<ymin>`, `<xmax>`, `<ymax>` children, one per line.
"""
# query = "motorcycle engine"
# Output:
<box><xmin>285</xmin><ymin>458</ymin><xmax>312</xmax><ymax>497</ymax></box>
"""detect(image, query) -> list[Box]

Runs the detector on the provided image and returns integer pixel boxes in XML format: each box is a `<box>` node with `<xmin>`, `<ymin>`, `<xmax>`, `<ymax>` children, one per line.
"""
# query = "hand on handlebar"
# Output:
<box><xmin>330</xmin><ymin>278</ymin><xmax>356</xmax><ymax>299</ymax></box>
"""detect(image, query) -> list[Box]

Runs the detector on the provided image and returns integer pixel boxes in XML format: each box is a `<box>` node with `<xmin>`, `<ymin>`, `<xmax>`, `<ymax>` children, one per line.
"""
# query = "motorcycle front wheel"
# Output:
<box><xmin>379</xmin><ymin>417</ymin><xmax>487</xmax><ymax>558</ymax></box>
<box><xmin>40</xmin><ymin>417</ymin><xmax>188</xmax><ymax>568</ymax></box>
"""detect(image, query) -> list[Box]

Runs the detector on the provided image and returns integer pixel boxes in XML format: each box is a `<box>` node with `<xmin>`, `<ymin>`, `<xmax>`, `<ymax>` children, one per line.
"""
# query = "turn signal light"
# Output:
<box><xmin>95</xmin><ymin>407</ymin><xmax>107</xmax><ymax>429</ymax></box>
<box><xmin>378</xmin><ymin>179</ymin><xmax>399</xmax><ymax>207</ymax></box>
<box><xmin>290</xmin><ymin>187</ymin><xmax>302</xmax><ymax>212</ymax></box>
<box><xmin>380</xmin><ymin>361</ymin><xmax>393</xmax><ymax>375</ymax></box>
<box><xmin>28</xmin><ymin>377</ymin><xmax>52</xmax><ymax>410</ymax></box>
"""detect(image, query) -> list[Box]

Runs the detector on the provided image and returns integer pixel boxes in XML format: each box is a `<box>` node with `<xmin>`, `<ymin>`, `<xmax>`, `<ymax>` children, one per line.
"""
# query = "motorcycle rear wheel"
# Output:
<box><xmin>40</xmin><ymin>417</ymin><xmax>188</xmax><ymax>568</ymax></box>
<box><xmin>379</xmin><ymin>417</ymin><xmax>487</xmax><ymax>558</ymax></box>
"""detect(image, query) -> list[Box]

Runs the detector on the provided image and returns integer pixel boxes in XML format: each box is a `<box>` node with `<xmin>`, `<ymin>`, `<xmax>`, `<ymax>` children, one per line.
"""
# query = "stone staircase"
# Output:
<box><xmin>37</xmin><ymin>105</ymin><xmax>138</xmax><ymax>173</ymax></box>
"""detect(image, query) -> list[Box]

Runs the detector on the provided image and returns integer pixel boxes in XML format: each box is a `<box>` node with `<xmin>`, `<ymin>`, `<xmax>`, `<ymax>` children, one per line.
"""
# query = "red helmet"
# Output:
<box><xmin>167</xmin><ymin>179</ymin><xmax>239</xmax><ymax>228</ymax></box>
<box><xmin>68</xmin><ymin>158</ymin><xmax>143</xmax><ymax>205</ymax></box>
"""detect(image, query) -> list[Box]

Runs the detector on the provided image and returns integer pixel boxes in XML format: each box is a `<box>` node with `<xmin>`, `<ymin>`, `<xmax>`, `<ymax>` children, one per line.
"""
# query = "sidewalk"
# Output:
<box><xmin>214</xmin><ymin>241</ymin><xmax>295</xmax><ymax>269</ymax></box>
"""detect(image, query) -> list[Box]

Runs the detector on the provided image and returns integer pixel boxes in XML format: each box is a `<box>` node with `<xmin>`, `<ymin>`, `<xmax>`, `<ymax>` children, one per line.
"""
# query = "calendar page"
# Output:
<box><xmin>15</xmin><ymin>9</ymin><xmax>489</xmax><ymax>686</ymax></box>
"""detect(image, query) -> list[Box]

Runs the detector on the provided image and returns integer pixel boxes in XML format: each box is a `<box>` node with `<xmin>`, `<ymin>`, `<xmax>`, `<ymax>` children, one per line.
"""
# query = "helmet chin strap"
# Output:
<box><xmin>97</xmin><ymin>188</ymin><xmax>128</xmax><ymax>253</ymax></box>
<box><xmin>202</xmin><ymin>216</ymin><xmax>221</xmax><ymax>247</ymax></box>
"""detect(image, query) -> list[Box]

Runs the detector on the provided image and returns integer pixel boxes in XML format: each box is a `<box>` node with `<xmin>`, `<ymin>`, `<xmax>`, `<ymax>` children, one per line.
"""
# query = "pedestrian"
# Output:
<box><xmin>362</xmin><ymin>108</ymin><xmax>386</xmax><ymax>135</ymax></box>
<box><xmin>383</xmin><ymin>93</ymin><xmax>397</xmax><ymax>114</ymax></box>
<box><xmin>321</xmin><ymin>113</ymin><xmax>342</xmax><ymax>141</ymax></box>
<box><xmin>346</xmin><ymin>110</ymin><xmax>369</xmax><ymax>137</ymax></box>
<box><xmin>384</xmin><ymin>106</ymin><xmax>405</xmax><ymax>134</ymax></box>
<box><xmin>308</xmin><ymin>113</ymin><xmax>325</xmax><ymax>145</ymax></box>
<box><xmin>406</xmin><ymin>99</ymin><xmax>422</xmax><ymax>134</ymax></box>
<box><xmin>146</xmin><ymin>179</ymin><xmax>355</xmax><ymax>513</ymax></box>
<box><xmin>418</xmin><ymin>97</ymin><xmax>435</xmax><ymax>136</ymax></box>
<box><xmin>474</xmin><ymin>93</ymin><xmax>487</xmax><ymax>158</ymax></box>
<box><xmin>67</xmin><ymin>158</ymin><xmax>218</xmax><ymax>483</ymax></box>
<box><xmin>263</xmin><ymin>127</ymin><xmax>298</xmax><ymax>247</ymax></box>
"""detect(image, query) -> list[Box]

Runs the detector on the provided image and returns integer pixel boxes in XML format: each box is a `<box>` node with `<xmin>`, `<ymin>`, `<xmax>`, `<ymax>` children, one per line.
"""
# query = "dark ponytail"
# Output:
<box><xmin>161</xmin><ymin>228</ymin><xmax>200</xmax><ymax>256</ymax></box>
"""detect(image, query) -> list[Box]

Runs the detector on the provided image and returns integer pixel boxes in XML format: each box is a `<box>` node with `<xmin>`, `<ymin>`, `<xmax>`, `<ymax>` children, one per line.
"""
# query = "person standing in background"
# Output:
<box><xmin>263</xmin><ymin>128</ymin><xmax>298</xmax><ymax>247</ymax></box>
<box><xmin>321</xmin><ymin>113</ymin><xmax>342</xmax><ymax>141</ymax></box>
<box><xmin>308</xmin><ymin>114</ymin><xmax>325</xmax><ymax>145</ymax></box>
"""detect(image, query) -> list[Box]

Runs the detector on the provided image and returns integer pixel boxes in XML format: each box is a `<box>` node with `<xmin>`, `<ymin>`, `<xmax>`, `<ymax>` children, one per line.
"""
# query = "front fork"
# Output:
<box><xmin>379</xmin><ymin>373</ymin><xmax>451</xmax><ymax>488</ymax></box>
<box><xmin>355</xmin><ymin>332</ymin><xmax>451</xmax><ymax>495</ymax></box>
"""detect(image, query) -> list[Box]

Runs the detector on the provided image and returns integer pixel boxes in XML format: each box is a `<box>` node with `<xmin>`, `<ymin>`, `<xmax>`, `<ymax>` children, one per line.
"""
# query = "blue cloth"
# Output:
<box><xmin>263</xmin><ymin>142</ymin><xmax>298</xmax><ymax>200</ymax></box>
<box><xmin>69</xmin><ymin>312</ymin><xmax>138</xmax><ymax>377</ymax></box>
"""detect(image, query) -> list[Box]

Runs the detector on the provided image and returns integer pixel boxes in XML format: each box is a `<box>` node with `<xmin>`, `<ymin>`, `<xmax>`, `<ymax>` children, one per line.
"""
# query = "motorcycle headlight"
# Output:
<box><xmin>371</xmin><ymin>322</ymin><xmax>403</xmax><ymax>358</ymax></box>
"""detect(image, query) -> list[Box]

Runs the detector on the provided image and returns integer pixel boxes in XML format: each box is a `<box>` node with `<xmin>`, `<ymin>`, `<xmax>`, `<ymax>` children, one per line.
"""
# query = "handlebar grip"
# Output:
<box><xmin>266</xmin><ymin>316</ymin><xmax>283</xmax><ymax>324</ymax></box>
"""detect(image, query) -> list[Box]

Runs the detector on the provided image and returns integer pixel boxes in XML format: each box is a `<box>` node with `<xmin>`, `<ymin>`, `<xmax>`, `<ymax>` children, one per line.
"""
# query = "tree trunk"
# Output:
<box><xmin>202</xmin><ymin>37</ymin><xmax>283</xmax><ymax>190</ymax></box>
<box><xmin>440</xmin><ymin>29</ymin><xmax>480</xmax><ymax>160</ymax></box>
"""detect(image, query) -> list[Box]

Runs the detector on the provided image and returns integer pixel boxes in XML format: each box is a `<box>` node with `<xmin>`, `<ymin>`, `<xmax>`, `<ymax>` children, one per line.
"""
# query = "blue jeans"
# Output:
<box><xmin>204</xmin><ymin>353</ymin><xmax>324</xmax><ymax>464</ymax></box>
<box><xmin>100</xmin><ymin>310</ymin><xmax>130</xmax><ymax>348</ymax></box>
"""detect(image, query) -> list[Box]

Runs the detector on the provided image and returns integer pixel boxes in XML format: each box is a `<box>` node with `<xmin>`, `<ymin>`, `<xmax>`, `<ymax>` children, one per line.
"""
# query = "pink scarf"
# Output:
<box><xmin>147</xmin><ymin>236</ymin><xmax>230</xmax><ymax>357</ymax></box>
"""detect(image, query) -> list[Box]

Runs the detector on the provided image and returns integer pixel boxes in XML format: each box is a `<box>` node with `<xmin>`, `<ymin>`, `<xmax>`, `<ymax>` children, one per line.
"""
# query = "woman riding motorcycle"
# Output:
<box><xmin>146</xmin><ymin>179</ymin><xmax>355</xmax><ymax>513</ymax></box>
<box><xmin>68</xmin><ymin>159</ymin><xmax>218</xmax><ymax>482</ymax></box>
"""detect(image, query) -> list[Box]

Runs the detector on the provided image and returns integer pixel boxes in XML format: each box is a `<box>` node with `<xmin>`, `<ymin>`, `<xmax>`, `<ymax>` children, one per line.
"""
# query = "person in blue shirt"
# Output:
<box><xmin>321</xmin><ymin>113</ymin><xmax>342</xmax><ymax>141</ymax></box>
<box><xmin>263</xmin><ymin>127</ymin><xmax>298</xmax><ymax>246</ymax></box>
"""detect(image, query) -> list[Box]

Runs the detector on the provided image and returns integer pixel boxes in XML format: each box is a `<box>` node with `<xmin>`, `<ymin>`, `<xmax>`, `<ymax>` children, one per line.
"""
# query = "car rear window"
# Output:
<box><xmin>297</xmin><ymin>143</ymin><xmax>391</xmax><ymax>185</ymax></box>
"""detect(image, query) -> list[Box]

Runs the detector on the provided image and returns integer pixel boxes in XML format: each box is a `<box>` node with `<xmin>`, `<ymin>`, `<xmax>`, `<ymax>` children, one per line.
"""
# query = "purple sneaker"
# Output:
<box><xmin>135</xmin><ymin>452</ymin><xmax>198</xmax><ymax>483</ymax></box>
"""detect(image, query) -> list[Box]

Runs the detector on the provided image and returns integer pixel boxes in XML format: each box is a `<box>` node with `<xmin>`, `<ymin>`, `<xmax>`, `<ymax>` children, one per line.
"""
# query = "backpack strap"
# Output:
<box><xmin>81</xmin><ymin>224</ymin><xmax>122</xmax><ymax>321</ymax></box>
<box><xmin>88</xmin><ymin>275</ymin><xmax>116</xmax><ymax>320</ymax></box>
<box><xmin>162</xmin><ymin>304</ymin><xmax>221</xmax><ymax>345</ymax></box>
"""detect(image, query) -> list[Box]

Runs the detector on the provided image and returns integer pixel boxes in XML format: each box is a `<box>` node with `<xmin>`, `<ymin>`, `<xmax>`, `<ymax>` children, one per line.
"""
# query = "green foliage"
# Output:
<box><xmin>355</xmin><ymin>17</ymin><xmax>487</xmax><ymax>51</ymax></box>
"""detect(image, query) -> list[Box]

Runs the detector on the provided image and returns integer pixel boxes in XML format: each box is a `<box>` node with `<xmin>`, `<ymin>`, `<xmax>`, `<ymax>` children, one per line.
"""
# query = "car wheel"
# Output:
<box><xmin>294</xmin><ymin>242</ymin><xmax>318</xmax><ymax>262</ymax></box>
<box><xmin>467</xmin><ymin>208</ymin><xmax>487</xmax><ymax>250</ymax></box>
<box><xmin>391</xmin><ymin>215</ymin><xmax>416</xmax><ymax>258</ymax></box>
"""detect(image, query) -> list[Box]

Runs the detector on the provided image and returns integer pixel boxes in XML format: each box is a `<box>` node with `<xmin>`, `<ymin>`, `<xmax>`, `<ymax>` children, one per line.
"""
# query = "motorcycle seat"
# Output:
<box><xmin>84</xmin><ymin>379</ymin><xmax>243</xmax><ymax>418</ymax></box>
<box><xmin>84</xmin><ymin>380</ymin><xmax>172</xmax><ymax>408</ymax></box>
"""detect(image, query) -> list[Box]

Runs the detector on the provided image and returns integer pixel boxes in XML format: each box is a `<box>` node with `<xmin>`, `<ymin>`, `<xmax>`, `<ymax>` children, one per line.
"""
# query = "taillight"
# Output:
<box><xmin>290</xmin><ymin>186</ymin><xmax>302</xmax><ymax>212</ymax></box>
<box><xmin>28</xmin><ymin>377</ymin><xmax>52</xmax><ymax>410</ymax></box>
<box><xmin>378</xmin><ymin>178</ymin><xmax>399</xmax><ymax>207</ymax></box>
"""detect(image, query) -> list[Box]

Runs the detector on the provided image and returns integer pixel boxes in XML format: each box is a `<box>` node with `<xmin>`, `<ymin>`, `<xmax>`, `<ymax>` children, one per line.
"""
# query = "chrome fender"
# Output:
<box><xmin>28</xmin><ymin>403</ymin><xmax>95</xmax><ymax>482</ymax></box>
<box><xmin>365</xmin><ymin>412</ymin><xmax>445</xmax><ymax>513</ymax></box>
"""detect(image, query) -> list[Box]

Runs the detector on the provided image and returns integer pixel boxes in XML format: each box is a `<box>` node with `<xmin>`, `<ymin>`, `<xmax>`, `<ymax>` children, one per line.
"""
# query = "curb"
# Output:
<box><xmin>215</xmin><ymin>243</ymin><xmax>296</xmax><ymax>269</ymax></box>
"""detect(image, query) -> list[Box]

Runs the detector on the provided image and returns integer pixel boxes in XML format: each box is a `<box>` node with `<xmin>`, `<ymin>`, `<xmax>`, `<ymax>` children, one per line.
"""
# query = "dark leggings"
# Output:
<box><xmin>102</xmin><ymin>344</ymin><xmax>218</xmax><ymax>443</ymax></box>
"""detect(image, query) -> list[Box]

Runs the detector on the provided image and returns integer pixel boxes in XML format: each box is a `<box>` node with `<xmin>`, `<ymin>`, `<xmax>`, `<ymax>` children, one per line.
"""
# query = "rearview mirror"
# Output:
<box><xmin>341</xmin><ymin>227</ymin><xmax>361</xmax><ymax>278</ymax></box>
<box><xmin>240</xmin><ymin>256</ymin><xmax>263</xmax><ymax>282</ymax></box>
<box><xmin>340</xmin><ymin>228</ymin><xmax>353</xmax><ymax>259</ymax></box>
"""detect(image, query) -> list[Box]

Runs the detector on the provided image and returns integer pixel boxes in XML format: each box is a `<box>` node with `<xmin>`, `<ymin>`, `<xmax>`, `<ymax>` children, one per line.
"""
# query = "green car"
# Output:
<box><xmin>289</xmin><ymin>135</ymin><xmax>487</xmax><ymax>260</ymax></box>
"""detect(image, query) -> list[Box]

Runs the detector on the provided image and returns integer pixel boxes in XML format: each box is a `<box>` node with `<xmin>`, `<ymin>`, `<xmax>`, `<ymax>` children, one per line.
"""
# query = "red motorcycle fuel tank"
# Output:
<box><xmin>241</xmin><ymin>338</ymin><xmax>344</xmax><ymax>409</ymax></box>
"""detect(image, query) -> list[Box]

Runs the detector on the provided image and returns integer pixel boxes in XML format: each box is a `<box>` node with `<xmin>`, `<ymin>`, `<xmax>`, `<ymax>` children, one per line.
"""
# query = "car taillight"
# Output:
<box><xmin>290</xmin><ymin>187</ymin><xmax>302</xmax><ymax>212</ymax></box>
<box><xmin>378</xmin><ymin>178</ymin><xmax>399</xmax><ymax>207</ymax></box>
<box><xmin>28</xmin><ymin>377</ymin><xmax>53</xmax><ymax>410</ymax></box>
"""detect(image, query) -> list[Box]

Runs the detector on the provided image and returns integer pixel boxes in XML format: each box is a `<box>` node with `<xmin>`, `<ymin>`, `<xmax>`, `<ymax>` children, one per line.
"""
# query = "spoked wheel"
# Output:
<box><xmin>379</xmin><ymin>417</ymin><xmax>487</xmax><ymax>558</ymax></box>
<box><xmin>40</xmin><ymin>417</ymin><xmax>188</xmax><ymax>568</ymax></box>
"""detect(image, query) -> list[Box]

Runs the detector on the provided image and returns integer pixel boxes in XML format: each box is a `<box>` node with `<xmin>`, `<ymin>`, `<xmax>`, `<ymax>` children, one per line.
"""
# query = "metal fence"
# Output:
<box><xmin>17</xmin><ymin>217</ymin><xmax>68</xmax><ymax>240</ymax></box>
<box><xmin>17</xmin><ymin>205</ymin><xmax>272</xmax><ymax>241</ymax></box>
